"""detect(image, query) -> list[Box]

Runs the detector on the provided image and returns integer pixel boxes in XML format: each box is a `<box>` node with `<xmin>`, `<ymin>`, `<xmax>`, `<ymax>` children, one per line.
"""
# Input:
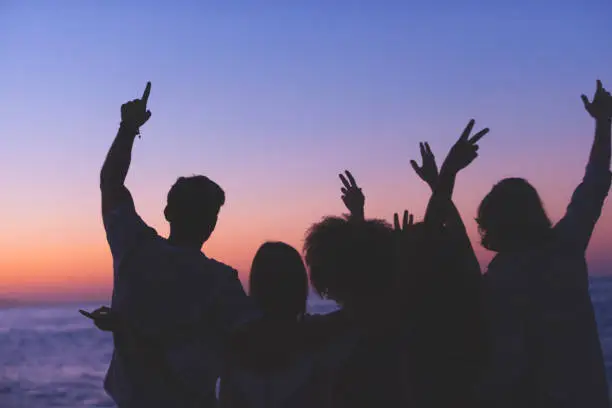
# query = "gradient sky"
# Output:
<box><xmin>1</xmin><ymin>1</ymin><xmax>611</xmax><ymax>302</ymax></box>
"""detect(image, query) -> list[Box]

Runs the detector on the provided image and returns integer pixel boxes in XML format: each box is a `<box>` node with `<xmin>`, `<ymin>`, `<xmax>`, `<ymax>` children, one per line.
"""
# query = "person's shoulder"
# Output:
<box><xmin>198</xmin><ymin>255</ymin><xmax>240</xmax><ymax>279</ymax></box>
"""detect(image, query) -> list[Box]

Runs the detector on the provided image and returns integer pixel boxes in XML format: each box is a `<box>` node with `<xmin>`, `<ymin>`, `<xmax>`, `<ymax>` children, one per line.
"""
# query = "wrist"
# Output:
<box><xmin>350</xmin><ymin>209</ymin><xmax>365</xmax><ymax>221</ymax></box>
<box><xmin>439</xmin><ymin>164</ymin><xmax>457</xmax><ymax>179</ymax></box>
<box><xmin>119</xmin><ymin>123</ymin><xmax>140</xmax><ymax>139</ymax></box>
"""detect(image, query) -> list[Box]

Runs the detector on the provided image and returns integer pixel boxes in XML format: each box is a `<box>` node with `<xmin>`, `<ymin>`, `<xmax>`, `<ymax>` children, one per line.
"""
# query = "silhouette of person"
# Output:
<box><xmin>477</xmin><ymin>80</ymin><xmax>612</xmax><ymax>408</ymax></box>
<box><xmin>402</xmin><ymin>138</ymin><xmax>486</xmax><ymax>408</ymax></box>
<box><xmin>98</xmin><ymin>82</ymin><xmax>261</xmax><ymax>408</ymax></box>
<box><xmin>218</xmin><ymin>241</ymin><xmax>342</xmax><ymax>408</ymax></box>
<box><xmin>303</xmin><ymin>211</ymin><xmax>403</xmax><ymax>407</ymax></box>
<box><xmin>304</xmin><ymin>120</ymin><xmax>488</xmax><ymax>408</ymax></box>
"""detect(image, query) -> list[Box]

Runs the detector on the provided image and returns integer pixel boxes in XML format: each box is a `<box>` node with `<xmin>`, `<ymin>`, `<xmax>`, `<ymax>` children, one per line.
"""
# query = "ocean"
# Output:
<box><xmin>1</xmin><ymin>278</ymin><xmax>611</xmax><ymax>408</ymax></box>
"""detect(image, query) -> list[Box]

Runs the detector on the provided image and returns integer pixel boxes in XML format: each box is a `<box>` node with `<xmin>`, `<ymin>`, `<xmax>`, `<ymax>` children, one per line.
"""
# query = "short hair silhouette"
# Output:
<box><xmin>477</xmin><ymin>178</ymin><xmax>552</xmax><ymax>252</ymax></box>
<box><xmin>303</xmin><ymin>216</ymin><xmax>395</xmax><ymax>305</ymax></box>
<box><xmin>249</xmin><ymin>241</ymin><xmax>308</xmax><ymax>321</ymax></box>
<box><xmin>163</xmin><ymin>175</ymin><xmax>225</xmax><ymax>242</ymax></box>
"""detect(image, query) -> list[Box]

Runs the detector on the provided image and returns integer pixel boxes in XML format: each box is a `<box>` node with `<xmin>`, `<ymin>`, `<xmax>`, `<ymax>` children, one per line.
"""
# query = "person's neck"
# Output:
<box><xmin>167</xmin><ymin>233</ymin><xmax>204</xmax><ymax>250</ymax></box>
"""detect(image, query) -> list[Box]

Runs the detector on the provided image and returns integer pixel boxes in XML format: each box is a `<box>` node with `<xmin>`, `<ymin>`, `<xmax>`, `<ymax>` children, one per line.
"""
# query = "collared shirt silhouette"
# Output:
<box><xmin>99</xmin><ymin>83</ymin><xmax>260</xmax><ymax>408</ymax></box>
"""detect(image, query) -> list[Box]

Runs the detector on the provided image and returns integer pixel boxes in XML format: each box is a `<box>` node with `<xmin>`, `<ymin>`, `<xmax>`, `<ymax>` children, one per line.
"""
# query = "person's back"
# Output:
<box><xmin>99</xmin><ymin>83</ymin><xmax>260</xmax><ymax>408</ymax></box>
<box><xmin>106</xmin><ymin>232</ymin><xmax>252</xmax><ymax>407</ymax></box>
<box><xmin>478</xmin><ymin>81</ymin><xmax>612</xmax><ymax>407</ymax></box>
<box><xmin>218</xmin><ymin>242</ymin><xmax>348</xmax><ymax>408</ymax></box>
<box><xmin>405</xmin><ymin>225</ymin><xmax>484</xmax><ymax>408</ymax></box>
<box><xmin>220</xmin><ymin>315</ymin><xmax>354</xmax><ymax>408</ymax></box>
<box><xmin>482</xmin><ymin>231</ymin><xmax>608</xmax><ymax>407</ymax></box>
<box><xmin>303</xmin><ymin>215</ymin><xmax>414</xmax><ymax>407</ymax></box>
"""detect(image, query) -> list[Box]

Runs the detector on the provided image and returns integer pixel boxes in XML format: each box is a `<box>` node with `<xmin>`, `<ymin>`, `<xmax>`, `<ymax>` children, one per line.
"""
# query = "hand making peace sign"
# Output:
<box><xmin>443</xmin><ymin>119</ymin><xmax>489</xmax><ymax>174</ymax></box>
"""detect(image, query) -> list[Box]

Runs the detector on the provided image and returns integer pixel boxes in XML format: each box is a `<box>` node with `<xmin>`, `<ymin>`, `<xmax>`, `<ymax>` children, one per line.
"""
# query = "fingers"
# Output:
<box><xmin>424</xmin><ymin>142</ymin><xmax>433</xmax><ymax>157</ymax></box>
<box><xmin>345</xmin><ymin>170</ymin><xmax>357</xmax><ymax>187</ymax></box>
<box><xmin>142</xmin><ymin>81</ymin><xmax>151</xmax><ymax>105</ymax></box>
<box><xmin>341</xmin><ymin>187</ymin><xmax>347</xmax><ymax>195</ymax></box>
<box><xmin>402</xmin><ymin>210</ymin><xmax>409</xmax><ymax>230</ymax></box>
<box><xmin>339</xmin><ymin>173</ymin><xmax>351</xmax><ymax>189</ymax></box>
<box><xmin>393</xmin><ymin>213</ymin><xmax>400</xmax><ymax>230</ymax></box>
<box><xmin>460</xmin><ymin>119</ymin><xmax>475</xmax><ymax>141</ymax></box>
<box><xmin>419</xmin><ymin>142</ymin><xmax>426</xmax><ymax>159</ymax></box>
<box><xmin>597</xmin><ymin>79</ymin><xmax>602</xmax><ymax>92</ymax></box>
<box><xmin>145</xmin><ymin>110</ymin><xmax>152</xmax><ymax>121</ymax></box>
<box><xmin>408</xmin><ymin>213</ymin><xmax>414</xmax><ymax>226</ymax></box>
<box><xmin>410</xmin><ymin>160</ymin><xmax>421</xmax><ymax>175</ymax></box>
<box><xmin>93</xmin><ymin>306</ymin><xmax>110</xmax><ymax>314</ymax></box>
<box><xmin>581</xmin><ymin>94</ymin><xmax>591</xmax><ymax>110</ymax></box>
<box><xmin>469</xmin><ymin>128</ymin><xmax>490</xmax><ymax>145</ymax></box>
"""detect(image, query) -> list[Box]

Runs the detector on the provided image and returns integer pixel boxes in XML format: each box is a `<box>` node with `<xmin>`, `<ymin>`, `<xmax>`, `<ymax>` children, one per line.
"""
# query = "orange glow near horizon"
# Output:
<box><xmin>1</xmin><ymin>174</ymin><xmax>611</xmax><ymax>302</ymax></box>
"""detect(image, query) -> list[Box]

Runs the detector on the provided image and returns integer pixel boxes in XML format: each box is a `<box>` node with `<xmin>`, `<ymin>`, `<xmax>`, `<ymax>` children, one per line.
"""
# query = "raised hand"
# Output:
<box><xmin>581</xmin><ymin>80</ymin><xmax>612</xmax><ymax>122</ymax></box>
<box><xmin>410</xmin><ymin>142</ymin><xmax>439</xmax><ymax>190</ymax></box>
<box><xmin>339</xmin><ymin>170</ymin><xmax>365</xmax><ymax>220</ymax></box>
<box><xmin>443</xmin><ymin>119</ymin><xmax>489</xmax><ymax>174</ymax></box>
<box><xmin>121</xmin><ymin>82</ymin><xmax>152</xmax><ymax>134</ymax></box>
<box><xmin>393</xmin><ymin>210</ymin><xmax>414</xmax><ymax>232</ymax></box>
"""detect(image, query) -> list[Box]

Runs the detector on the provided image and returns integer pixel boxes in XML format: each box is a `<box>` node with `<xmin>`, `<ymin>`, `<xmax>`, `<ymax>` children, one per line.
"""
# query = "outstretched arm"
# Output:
<box><xmin>100</xmin><ymin>127</ymin><xmax>139</xmax><ymax>214</ymax></box>
<box><xmin>584</xmin><ymin>80</ymin><xmax>612</xmax><ymax>171</ymax></box>
<box><xmin>411</xmin><ymin>142</ymin><xmax>464</xmax><ymax>232</ymax></box>
<box><xmin>101</xmin><ymin>82</ymin><xmax>152</xmax><ymax>215</ymax></box>
<box><xmin>556</xmin><ymin>80</ymin><xmax>612</xmax><ymax>251</ymax></box>
<box><xmin>424</xmin><ymin>120</ymin><xmax>489</xmax><ymax>228</ymax></box>
<box><xmin>410</xmin><ymin>137</ymin><xmax>486</xmax><ymax>401</ymax></box>
<box><xmin>101</xmin><ymin>83</ymin><xmax>155</xmax><ymax>265</ymax></box>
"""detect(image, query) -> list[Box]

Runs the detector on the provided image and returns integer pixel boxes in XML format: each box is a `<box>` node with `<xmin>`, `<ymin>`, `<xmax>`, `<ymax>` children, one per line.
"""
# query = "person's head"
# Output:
<box><xmin>164</xmin><ymin>175</ymin><xmax>225</xmax><ymax>246</ymax></box>
<box><xmin>477</xmin><ymin>178</ymin><xmax>552</xmax><ymax>252</ymax></box>
<box><xmin>303</xmin><ymin>216</ymin><xmax>395</xmax><ymax>309</ymax></box>
<box><xmin>249</xmin><ymin>242</ymin><xmax>308</xmax><ymax>321</ymax></box>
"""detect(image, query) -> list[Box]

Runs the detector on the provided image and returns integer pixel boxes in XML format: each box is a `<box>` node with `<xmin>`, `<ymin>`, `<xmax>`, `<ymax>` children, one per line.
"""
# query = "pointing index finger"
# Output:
<box><xmin>142</xmin><ymin>81</ymin><xmax>151</xmax><ymax>105</ymax></box>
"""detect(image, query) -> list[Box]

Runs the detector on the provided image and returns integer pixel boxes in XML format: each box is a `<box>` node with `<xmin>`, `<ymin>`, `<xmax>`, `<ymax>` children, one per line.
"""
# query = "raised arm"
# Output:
<box><xmin>339</xmin><ymin>170</ymin><xmax>365</xmax><ymax>221</ymax></box>
<box><xmin>101</xmin><ymin>83</ymin><xmax>156</xmax><ymax>265</ymax></box>
<box><xmin>411</xmin><ymin>141</ymin><xmax>480</xmax><ymax>274</ymax></box>
<box><xmin>583</xmin><ymin>80</ymin><xmax>612</xmax><ymax>171</ymax></box>
<box><xmin>424</xmin><ymin>120</ymin><xmax>489</xmax><ymax>228</ymax></box>
<box><xmin>556</xmin><ymin>80</ymin><xmax>612</xmax><ymax>250</ymax></box>
<box><xmin>101</xmin><ymin>82</ymin><xmax>152</xmax><ymax>215</ymax></box>
<box><xmin>411</xmin><ymin>142</ymin><xmax>461</xmax><ymax>230</ymax></box>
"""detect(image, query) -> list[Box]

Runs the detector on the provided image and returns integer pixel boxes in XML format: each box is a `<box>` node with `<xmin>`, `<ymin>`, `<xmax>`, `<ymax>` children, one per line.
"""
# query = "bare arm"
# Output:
<box><xmin>584</xmin><ymin>80</ymin><xmax>612</xmax><ymax>171</ymax></box>
<box><xmin>418</xmin><ymin>121</ymin><xmax>489</xmax><ymax>228</ymax></box>
<box><xmin>100</xmin><ymin>126</ymin><xmax>139</xmax><ymax>215</ymax></box>
<box><xmin>424</xmin><ymin>164</ymin><xmax>457</xmax><ymax>228</ymax></box>
<box><xmin>100</xmin><ymin>82</ymin><xmax>151</xmax><ymax>215</ymax></box>
<box><xmin>556</xmin><ymin>80</ymin><xmax>612</xmax><ymax>250</ymax></box>
<box><xmin>101</xmin><ymin>83</ymin><xmax>156</xmax><ymax>267</ymax></box>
